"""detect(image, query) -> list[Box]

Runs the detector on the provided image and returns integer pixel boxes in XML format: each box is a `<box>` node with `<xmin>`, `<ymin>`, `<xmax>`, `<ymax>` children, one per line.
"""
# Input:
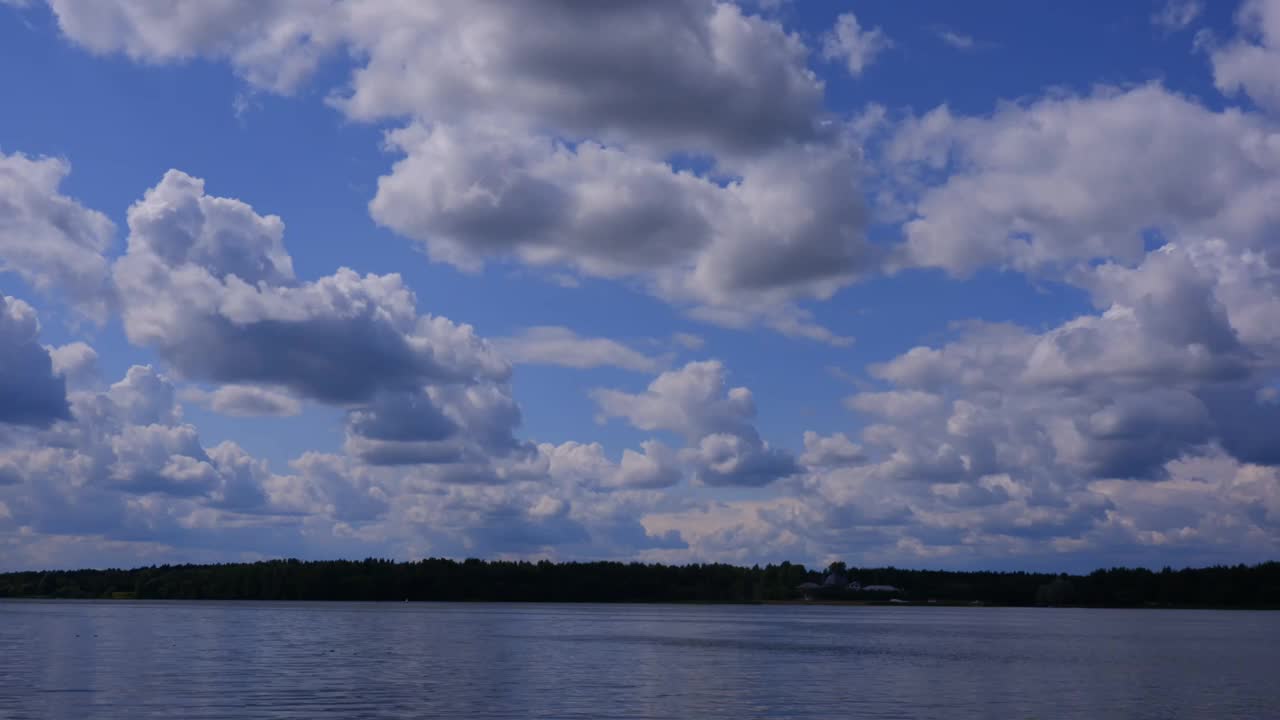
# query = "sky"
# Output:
<box><xmin>1</xmin><ymin>0</ymin><xmax>1278</xmax><ymax>572</ymax></box>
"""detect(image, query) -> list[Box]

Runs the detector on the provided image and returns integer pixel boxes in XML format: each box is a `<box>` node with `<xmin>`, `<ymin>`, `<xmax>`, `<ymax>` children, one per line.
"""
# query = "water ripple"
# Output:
<box><xmin>0</xmin><ymin>601</ymin><xmax>1276</xmax><ymax>719</ymax></box>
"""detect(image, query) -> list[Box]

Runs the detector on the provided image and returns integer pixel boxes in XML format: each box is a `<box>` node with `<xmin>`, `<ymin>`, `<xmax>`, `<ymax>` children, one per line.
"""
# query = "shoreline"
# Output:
<box><xmin>3</xmin><ymin>596</ymin><xmax>1276</xmax><ymax>611</ymax></box>
<box><xmin>5</xmin><ymin>559</ymin><xmax>1276</xmax><ymax>609</ymax></box>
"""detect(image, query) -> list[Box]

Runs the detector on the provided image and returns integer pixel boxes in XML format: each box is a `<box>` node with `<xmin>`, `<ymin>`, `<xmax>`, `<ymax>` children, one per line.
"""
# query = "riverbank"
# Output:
<box><xmin>3</xmin><ymin>558</ymin><xmax>1277</xmax><ymax>608</ymax></box>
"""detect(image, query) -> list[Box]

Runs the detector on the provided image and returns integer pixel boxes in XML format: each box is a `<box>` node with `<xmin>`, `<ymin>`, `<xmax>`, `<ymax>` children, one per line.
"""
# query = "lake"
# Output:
<box><xmin>0</xmin><ymin>601</ymin><xmax>1276</xmax><ymax>719</ymax></box>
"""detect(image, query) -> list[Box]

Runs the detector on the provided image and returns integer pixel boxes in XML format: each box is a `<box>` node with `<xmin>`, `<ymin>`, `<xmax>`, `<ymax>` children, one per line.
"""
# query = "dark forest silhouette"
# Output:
<box><xmin>2</xmin><ymin>559</ymin><xmax>1278</xmax><ymax>607</ymax></box>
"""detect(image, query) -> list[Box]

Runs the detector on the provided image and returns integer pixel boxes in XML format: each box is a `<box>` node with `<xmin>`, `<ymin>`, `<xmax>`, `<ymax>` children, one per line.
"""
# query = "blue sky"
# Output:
<box><xmin>1</xmin><ymin>0</ymin><xmax>1278</xmax><ymax>572</ymax></box>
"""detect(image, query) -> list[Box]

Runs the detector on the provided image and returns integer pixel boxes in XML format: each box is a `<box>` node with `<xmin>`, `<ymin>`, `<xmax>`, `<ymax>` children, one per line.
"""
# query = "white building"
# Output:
<box><xmin>861</xmin><ymin>584</ymin><xmax>901</xmax><ymax>593</ymax></box>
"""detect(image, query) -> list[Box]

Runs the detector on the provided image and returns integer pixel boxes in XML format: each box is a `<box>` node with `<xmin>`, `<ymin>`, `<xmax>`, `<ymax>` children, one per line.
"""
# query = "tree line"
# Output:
<box><xmin>0</xmin><ymin>558</ymin><xmax>1277</xmax><ymax>607</ymax></box>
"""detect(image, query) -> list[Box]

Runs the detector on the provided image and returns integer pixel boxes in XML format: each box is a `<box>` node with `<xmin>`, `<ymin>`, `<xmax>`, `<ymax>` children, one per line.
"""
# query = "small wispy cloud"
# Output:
<box><xmin>182</xmin><ymin>385</ymin><xmax>302</xmax><ymax>417</ymax></box>
<box><xmin>822</xmin><ymin>12</ymin><xmax>892</xmax><ymax>77</ymax></box>
<box><xmin>938</xmin><ymin>30</ymin><xmax>976</xmax><ymax>50</ymax></box>
<box><xmin>672</xmin><ymin>333</ymin><xmax>705</xmax><ymax>351</ymax></box>
<box><xmin>549</xmin><ymin>273</ymin><xmax>581</xmax><ymax>288</ymax></box>
<box><xmin>1152</xmin><ymin>0</ymin><xmax>1202</xmax><ymax>32</ymax></box>
<box><xmin>494</xmin><ymin>326</ymin><xmax>661</xmax><ymax>372</ymax></box>
<box><xmin>232</xmin><ymin>91</ymin><xmax>262</xmax><ymax>124</ymax></box>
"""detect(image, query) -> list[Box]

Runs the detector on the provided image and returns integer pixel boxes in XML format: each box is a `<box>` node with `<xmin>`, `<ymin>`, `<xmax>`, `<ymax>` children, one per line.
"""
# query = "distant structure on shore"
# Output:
<box><xmin>862</xmin><ymin>585</ymin><xmax>901</xmax><ymax>593</ymax></box>
<box><xmin>797</xmin><ymin>570</ymin><xmax>901</xmax><ymax>601</ymax></box>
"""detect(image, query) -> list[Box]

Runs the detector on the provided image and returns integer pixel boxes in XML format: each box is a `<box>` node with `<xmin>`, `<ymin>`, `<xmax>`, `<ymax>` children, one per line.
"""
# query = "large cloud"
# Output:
<box><xmin>1</xmin><ymin>361</ymin><xmax>274</xmax><ymax>520</ymax></box>
<box><xmin>0</xmin><ymin>358</ymin><xmax>606</xmax><ymax>564</ymax></box>
<box><xmin>739</xmin><ymin>237</ymin><xmax>1280</xmax><ymax>567</ymax></box>
<box><xmin>110</xmin><ymin>169</ymin><xmax>546</xmax><ymax>477</ymax></box>
<box><xmin>885</xmin><ymin>84</ymin><xmax>1280</xmax><ymax>274</ymax></box>
<box><xmin>765</xmin><ymin>75</ymin><xmax>1280</xmax><ymax>566</ymax></box>
<box><xmin>108</xmin><ymin>172</ymin><xmax>451</xmax><ymax>389</ymax></box>
<box><xmin>865</xmin><ymin>241</ymin><xmax>1279</xmax><ymax>477</ymax></box>
<box><xmin>542</xmin><ymin>440</ymin><xmax>683</xmax><ymax>490</ymax></box>
<box><xmin>368</xmin><ymin>115</ymin><xmax>872</xmax><ymax>339</ymax></box>
<box><xmin>343</xmin><ymin>384</ymin><xmax>531</xmax><ymax>471</ymax></box>
<box><xmin>43</xmin><ymin>0</ymin><xmax>343</xmax><ymax>93</ymax></box>
<box><xmin>0</xmin><ymin>359</ymin><xmax>404</xmax><ymax>570</ymax></box>
<box><xmin>0</xmin><ymin>296</ymin><xmax>71</xmax><ymax>427</ymax></box>
<box><xmin>0</xmin><ymin>160</ymin><xmax>716</xmax><ymax>567</ymax></box>
<box><xmin>593</xmin><ymin>360</ymin><xmax>798</xmax><ymax>486</ymax></box>
<box><xmin>41</xmin><ymin>0</ymin><xmax>875</xmax><ymax>341</ymax></box>
<box><xmin>46</xmin><ymin>1</ymin><xmax>823</xmax><ymax>152</ymax></box>
<box><xmin>113</xmin><ymin>170</ymin><xmax>509</xmax><ymax>403</ymax></box>
<box><xmin>642</xmin><ymin>446</ymin><xmax>1279</xmax><ymax>570</ymax></box>
<box><xmin>332</xmin><ymin>1</ymin><xmax>824</xmax><ymax>153</ymax></box>
<box><xmin>0</xmin><ymin>151</ymin><xmax>115</xmax><ymax>318</ymax></box>
<box><xmin>1211</xmin><ymin>0</ymin><xmax>1280</xmax><ymax>114</ymax></box>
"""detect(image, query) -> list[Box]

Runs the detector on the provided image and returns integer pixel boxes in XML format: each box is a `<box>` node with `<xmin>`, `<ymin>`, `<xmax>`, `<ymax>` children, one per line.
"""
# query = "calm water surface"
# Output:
<box><xmin>1</xmin><ymin>601</ymin><xmax>1276</xmax><ymax>719</ymax></box>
